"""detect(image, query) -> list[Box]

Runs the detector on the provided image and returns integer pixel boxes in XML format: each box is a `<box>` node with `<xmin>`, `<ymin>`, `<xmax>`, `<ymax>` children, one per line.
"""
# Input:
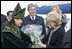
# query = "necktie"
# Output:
<box><xmin>32</xmin><ymin>17</ymin><xmax>34</xmax><ymax>21</ymax></box>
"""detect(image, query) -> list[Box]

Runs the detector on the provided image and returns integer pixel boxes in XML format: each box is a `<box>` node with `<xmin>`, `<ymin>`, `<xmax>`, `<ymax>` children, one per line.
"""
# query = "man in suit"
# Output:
<box><xmin>21</xmin><ymin>3</ymin><xmax>46</xmax><ymax>46</ymax></box>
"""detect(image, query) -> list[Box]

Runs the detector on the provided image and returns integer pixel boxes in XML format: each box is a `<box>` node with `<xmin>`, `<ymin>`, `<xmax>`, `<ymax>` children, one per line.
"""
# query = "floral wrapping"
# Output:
<box><xmin>21</xmin><ymin>24</ymin><xmax>43</xmax><ymax>48</ymax></box>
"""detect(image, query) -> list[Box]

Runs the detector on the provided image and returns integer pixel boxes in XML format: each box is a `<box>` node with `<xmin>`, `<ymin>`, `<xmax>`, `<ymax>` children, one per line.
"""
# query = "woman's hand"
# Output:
<box><xmin>38</xmin><ymin>42</ymin><xmax>46</xmax><ymax>48</ymax></box>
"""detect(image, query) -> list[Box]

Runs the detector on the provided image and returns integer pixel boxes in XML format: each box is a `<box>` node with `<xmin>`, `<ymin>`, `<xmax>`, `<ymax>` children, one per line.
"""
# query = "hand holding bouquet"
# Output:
<box><xmin>21</xmin><ymin>24</ymin><xmax>43</xmax><ymax>48</ymax></box>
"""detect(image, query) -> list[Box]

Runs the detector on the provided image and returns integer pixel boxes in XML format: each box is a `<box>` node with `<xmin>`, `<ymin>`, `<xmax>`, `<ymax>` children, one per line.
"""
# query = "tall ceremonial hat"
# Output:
<box><xmin>12</xmin><ymin>3</ymin><xmax>25</xmax><ymax>19</ymax></box>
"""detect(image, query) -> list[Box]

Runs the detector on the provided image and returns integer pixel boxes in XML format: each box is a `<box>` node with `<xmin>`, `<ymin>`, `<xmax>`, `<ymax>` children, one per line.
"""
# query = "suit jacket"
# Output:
<box><xmin>22</xmin><ymin>15</ymin><xmax>46</xmax><ymax>34</ymax></box>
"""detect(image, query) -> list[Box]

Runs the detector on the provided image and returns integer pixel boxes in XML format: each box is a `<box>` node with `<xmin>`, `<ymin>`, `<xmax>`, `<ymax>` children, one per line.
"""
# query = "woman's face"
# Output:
<box><xmin>14</xmin><ymin>19</ymin><xmax>23</xmax><ymax>26</ymax></box>
<box><xmin>52</xmin><ymin>7</ymin><xmax>57</xmax><ymax>12</ymax></box>
<box><xmin>48</xmin><ymin>21</ymin><xmax>56</xmax><ymax>28</ymax></box>
<box><xmin>58</xmin><ymin>9</ymin><xmax>62</xmax><ymax>15</ymax></box>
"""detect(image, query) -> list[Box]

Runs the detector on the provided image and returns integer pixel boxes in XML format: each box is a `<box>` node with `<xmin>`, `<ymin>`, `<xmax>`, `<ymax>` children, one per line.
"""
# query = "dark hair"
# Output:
<box><xmin>28</xmin><ymin>3</ymin><xmax>35</xmax><ymax>11</ymax></box>
<box><xmin>7</xmin><ymin>11</ymin><xmax>13</xmax><ymax>16</ymax></box>
<box><xmin>7</xmin><ymin>18</ymin><xmax>17</xmax><ymax>30</ymax></box>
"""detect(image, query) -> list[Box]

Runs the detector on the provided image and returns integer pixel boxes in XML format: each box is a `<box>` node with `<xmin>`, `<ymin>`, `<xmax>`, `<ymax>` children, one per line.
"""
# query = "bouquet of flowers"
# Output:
<box><xmin>21</xmin><ymin>24</ymin><xmax>43</xmax><ymax>48</ymax></box>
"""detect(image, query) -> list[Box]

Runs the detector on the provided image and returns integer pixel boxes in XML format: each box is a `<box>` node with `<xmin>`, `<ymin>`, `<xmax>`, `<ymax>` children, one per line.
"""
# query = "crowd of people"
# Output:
<box><xmin>1</xmin><ymin>3</ymin><xmax>71</xmax><ymax>48</ymax></box>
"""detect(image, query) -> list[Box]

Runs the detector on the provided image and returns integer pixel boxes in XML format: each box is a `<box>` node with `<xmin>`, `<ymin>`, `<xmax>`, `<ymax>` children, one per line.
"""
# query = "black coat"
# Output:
<box><xmin>2</xmin><ymin>32</ymin><xmax>32</xmax><ymax>48</ymax></box>
<box><xmin>1</xmin><ymin>14</ymin><xmax>8</xmax><ymax>24</ymax></box>
<box><xmin>1</xmin><ymin>14</ymin><xmax>8</xmax><ymax>32</ymax></box>
<box><xmin>42</xmin><ymin>26</ymin><xmax>65</xmax><ymax>48</ymax></box>
<box><xmin>22</xmin><ymin>15</ymin><xmax>46</xmax><ymax>35</ymax></box>
<box><xmin>21</xmin><ymin>15</ymin><xmax>46</xmax><ymax>43</ymax></box>
<box><xmin>1</xmin><ymin>14</ymin><xmax>9</xmax><ymax>44</ymax></box>
<box><xmin>62</xmin><ymin>29</ymin><xmax>71</xmax><ymax>48</ymax></box>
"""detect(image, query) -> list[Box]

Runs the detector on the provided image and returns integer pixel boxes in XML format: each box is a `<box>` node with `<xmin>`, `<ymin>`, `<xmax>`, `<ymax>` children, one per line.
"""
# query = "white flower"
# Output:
<box><xmin>21</xmin><ymin>24</ymin><xmax>43</xmax><ymax>44</ymax></box>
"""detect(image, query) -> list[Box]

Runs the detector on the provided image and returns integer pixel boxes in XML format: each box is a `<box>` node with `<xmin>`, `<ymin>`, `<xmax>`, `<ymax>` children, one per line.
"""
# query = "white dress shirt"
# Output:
<box><xmin>30</xmin><ymin>16</ymin><xmax>36</xmax><ymax>20</ymax></box>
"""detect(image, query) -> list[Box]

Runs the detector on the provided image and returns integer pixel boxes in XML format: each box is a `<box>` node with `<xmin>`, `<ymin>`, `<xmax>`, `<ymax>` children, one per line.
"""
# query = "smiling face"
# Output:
<box><xmin>28</xmin><ymin>6</ymin><xmax>36</xmax><ymax>17</ymax></box>
<box><xmin>14</xmin><ymin>19</ymin><xmax>23</xmax><ymax>26</ymax></box>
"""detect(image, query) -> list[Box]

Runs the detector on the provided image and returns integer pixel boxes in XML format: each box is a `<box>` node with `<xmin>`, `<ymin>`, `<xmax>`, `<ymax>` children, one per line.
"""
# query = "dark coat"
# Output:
<box><xmin>2</xmin><ymin>22</ymin><xmax>32</xmax><ymax>48</ymax></box>
<box><xmin>2</xmin><ymin>32</ymin><xmax>32</xmax><ymax>48</ymax></box>
<box><xmin>1</xmin><ymin>14</ymin><xmax>8</xmax><ymax>24</ymax></box>
<box><xmin>61</xmin><ymin>15</ymin><xmax>67</xmax><ymax>29</ymax></box>
<box><xmin>1</xmin><ymin>14</ymin><xmax>8</xmax><ymax>32</ymax></box>
<box><xmin>21</xmin><ymin>15</ymin><xmax>46</xmax><ymax>43</ymax></box>
<box><xmin>22</xmin><ymin>15</ymin><xmax>46</xmax><ymax>35</ymax></box>
<box><xmin>42</xmin><ymin>26</ymin><xmax>65</xmax><ymax>48</ymax></box>
<box><xmin>1</xmin><ymin>14</ymin><xmax>9</xmax><ymax>44</ymax></box>
<box><xmin>62</xmin><ymin>29</ymin><xmax>71</xmax><ymax>48</ymax></box>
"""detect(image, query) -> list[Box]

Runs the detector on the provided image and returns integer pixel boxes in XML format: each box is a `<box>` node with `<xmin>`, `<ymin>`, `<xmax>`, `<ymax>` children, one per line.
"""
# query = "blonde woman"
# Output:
<box><xmin>51</xmin><ymin>5</ymin><xmax>67</xmax><ymax>29</ymax></box>
<box><xmin>38</xmin><ymin>11</ymin><xmax>65</xmax><ymax>48</ymax></box>
<box><xmin>51</xmin><ymin>5</ymin><xmax>59</xmax><ymax>12</ymax></box>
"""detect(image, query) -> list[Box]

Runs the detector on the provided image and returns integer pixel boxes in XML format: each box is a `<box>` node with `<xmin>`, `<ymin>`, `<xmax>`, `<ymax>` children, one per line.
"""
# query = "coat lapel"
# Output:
<box><xmin>48</xmin><ymin>26</ymin><xmax>61</xmax><ymax>45</ymax></box>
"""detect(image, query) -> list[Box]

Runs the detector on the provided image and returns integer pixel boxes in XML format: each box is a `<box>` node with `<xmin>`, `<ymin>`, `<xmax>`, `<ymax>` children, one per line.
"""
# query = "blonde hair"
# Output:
<box><xmin>51</xmin><ymin>5</ymin><xmax>60</xmax><ymax>12</ymax></box>
<box><xmin>46</xmin><ymin>11</ymin><xmax>61</xmax><ymax>26</ymax></box>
